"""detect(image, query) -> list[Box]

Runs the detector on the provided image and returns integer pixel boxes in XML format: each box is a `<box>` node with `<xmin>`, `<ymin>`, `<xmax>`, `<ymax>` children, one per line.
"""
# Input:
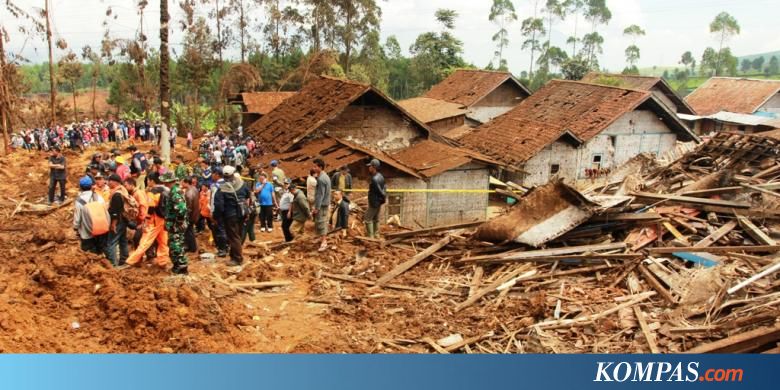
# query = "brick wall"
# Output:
<box><xmin>323</xmin><ymin>104</ymin><xmax>426</xmax><ymax>152</ymax></box>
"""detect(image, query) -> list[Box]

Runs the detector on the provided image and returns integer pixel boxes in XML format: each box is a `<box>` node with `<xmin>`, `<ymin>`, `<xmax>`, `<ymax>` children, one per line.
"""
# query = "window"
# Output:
<box><xmin>592</xmin><ymin>154</ymin><xmax>603</xmax><ymax>169</ymax></box>
<box><xmin>738</xmin><ymin>125</ymin><xmax>746</xmax><ymax>132</ymax></box>
<box><xmin>550</xmin><ymin>164</ymin><xmax>560</xmax><ymax>175</ymax></box>
<box><xmin>387</xmin><ymin>194</ymin><xmax>403</xmax><ymax>217</ymax></box>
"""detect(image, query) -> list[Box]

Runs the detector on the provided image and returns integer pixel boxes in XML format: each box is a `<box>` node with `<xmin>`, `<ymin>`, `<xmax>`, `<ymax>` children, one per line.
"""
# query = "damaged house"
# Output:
<box><xmin>246</xmin><ymin>76</ymin><xmax>504</xmax><ymax>227</ymax></box>
<box><xmin>459</xmin><ymin>80</ymin><xmax>699</xmax><ymax>187</ymax></box>
<box><xmin>682</xmin><ymin>77</ymin><xmax>780</xmax><ymax>135</ymax></box>
<box><xmin>228</xmin><ymin>91</ymin><xmax>297</xmax><ymax>128</ymax></box>
<box><xmin>581</xmin><ymin>72</ymin><xmax>696</xmax><ymax>115</ymax></box>
<box><xmin>422</xmin><ymin>69</ymin><xmax>531</xmax><ymax>127</ymax></box>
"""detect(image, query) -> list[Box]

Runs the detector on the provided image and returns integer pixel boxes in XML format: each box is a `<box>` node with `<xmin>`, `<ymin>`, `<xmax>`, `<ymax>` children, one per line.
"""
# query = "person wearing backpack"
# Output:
<box><xmin>126</xmin><ymin>174</ymin><xmax>171</xmax><ymax>268</ymax></box>
<box><xmin>73</xmin><ymin>176</ymin><xmax>110</xmax><ymax>254</ymax></box>
<box><xmin>105</xmin><ymin>174</ymin><xmax>130</xmax><ymax>266</ymax></box>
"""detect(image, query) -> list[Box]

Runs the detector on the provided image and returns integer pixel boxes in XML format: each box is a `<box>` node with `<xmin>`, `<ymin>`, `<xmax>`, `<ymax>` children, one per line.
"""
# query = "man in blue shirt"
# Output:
<box><xmin>254</xmin><ymin>173</ymin><xmax>278</xmax><ymax>232</ymax></box>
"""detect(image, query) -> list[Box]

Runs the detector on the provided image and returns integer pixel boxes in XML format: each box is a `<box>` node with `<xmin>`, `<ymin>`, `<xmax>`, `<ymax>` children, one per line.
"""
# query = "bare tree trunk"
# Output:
<box><xmin>45</xmin><ymin>0</ymin><xmax>57</xmax><ymax>126</ymax></box>
<box><xmin>714</xmin><ymin>31</ymin><xmax>725</xmax><ymax>76</ymax></box>
<box><xmin>239</xmin><ymin>0</ymin><xmax>246</xmax><ymax>63</ymax></box>
<box><xmin>71</xmin><ymin>85</ymin><xmax>77</xmax><ymax>123</ymax></box>
<box><xmin>215</xmin><ymin>0</ymin><xmax>223</xmax><ymax>63</ymax></box>
<box><xmin>91</xmin><ymin>76</ymin><xmax>97</xmax><ymax>119</ymax></box>
<box><xmin>160</xmin><ymin>0</ymin><xmax>171</xmax><ymax>163</ymax></box>
<box><xmin>344</xmin><ymin>9</ymin><xmax>352</xmax><ymax>74</ymax></box>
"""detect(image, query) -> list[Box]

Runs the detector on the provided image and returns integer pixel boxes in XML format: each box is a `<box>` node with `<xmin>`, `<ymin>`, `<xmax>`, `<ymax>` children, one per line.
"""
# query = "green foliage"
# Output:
<box><xmin>489</xmin><ymin>0</ymin><xmax>517</xmax><ymax>70</ymax></box>
<box><xmin>560</xmin><ymin>55</ymin><xmax>590</xmax><ymax>80</ymax></box>
<box><xmin>769</xmin><ymin>56</ymin><xmax>780</xmax><ymax>76</ymax></box>
<box><xmin>408</xmin><ymin>10</ymin><xmax>467</xmax><ymax>95</ymax></box>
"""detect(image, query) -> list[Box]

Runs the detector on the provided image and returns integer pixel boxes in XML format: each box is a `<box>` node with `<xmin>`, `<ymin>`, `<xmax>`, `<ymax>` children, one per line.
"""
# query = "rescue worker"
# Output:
<box><xmin>126</xmin><ymin>174</ymin><xmax>171</xmax><ymax>268</ymax></box>
<box><xmin>73</xmin><ymin>176</ymin><xmax>108</xmax><ymax>253</ymax></box>
<box><xmin>124</xmin><ymin>177</ymin><xmax>148</xmax><ymax>249</ymax></box>
<box><xmin>162</xmin><ymin>172</ymin><xmax>189</xmax><ymax>275</ymax></box>
<box><xmin>365</xmin><ymin>158</ymin><xmax>387</xmax><ymax>238</ymax></box>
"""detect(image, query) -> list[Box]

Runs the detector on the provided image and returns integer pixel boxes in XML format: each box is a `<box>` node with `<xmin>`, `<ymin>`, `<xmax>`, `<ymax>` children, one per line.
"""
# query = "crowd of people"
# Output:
<box><xmin>60</xmin><ymin>128</ymin><xmax>388</xmax><ymax>275</ymax></box>
<box><xmin>11</xmin><ymin>119</ymin><xmax>187</xmax><ymax>152</ymax></box>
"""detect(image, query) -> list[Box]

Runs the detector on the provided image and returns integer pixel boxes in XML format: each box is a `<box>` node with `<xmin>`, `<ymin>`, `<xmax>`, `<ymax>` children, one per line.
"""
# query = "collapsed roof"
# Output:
<box><xmin>685</xmin><ymin>77</ymin><xmax>780</xmax><ymax>116</ymax></box>
<box><xmin>423</xmin><ymin>69</ymin><xmax>531</xmax><ymax>107</ymax></box>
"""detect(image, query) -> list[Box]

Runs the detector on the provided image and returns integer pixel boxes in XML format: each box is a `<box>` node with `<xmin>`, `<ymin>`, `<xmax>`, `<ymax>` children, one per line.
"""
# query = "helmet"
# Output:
<box><xmin>79</xmin><ymin>176</ymin><xmax>94</xmax><ymax>190</ymax></box>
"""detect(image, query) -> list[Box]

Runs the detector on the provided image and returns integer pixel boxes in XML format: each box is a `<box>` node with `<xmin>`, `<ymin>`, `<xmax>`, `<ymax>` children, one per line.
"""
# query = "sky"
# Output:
<box><xmin>3</xmin><ymin>0</ymin><xmax>780</xmax><ymax>73</ymax></box>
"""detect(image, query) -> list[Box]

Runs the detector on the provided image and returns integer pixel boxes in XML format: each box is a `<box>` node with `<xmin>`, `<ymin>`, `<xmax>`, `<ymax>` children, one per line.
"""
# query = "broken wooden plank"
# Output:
<box><xmin>230</xmin><ymin>280</ymin><xmax>293</xmax><ymax>289</ymax></box>
<box><xmin>633</xmin><ymin>306</ymin><xmax>660</xmax><ymax>353</ymax></box>
<box><xmin>321</xmin><ymin>272</ymin><xmax>461</xmax><ymax>296</ymax></box>
<box><xmin>647</xmin><ymin>245</ymin><xmax>780</xmax><ymax>254</ymax></box>
<box><xmin>737</xmin><ymin>216</ymin><xmax>776</xmax><ymax>246</ymax></box>
<box><xmin>686</xmin><ymin>324</ymin><xmax>780</xmax><ymax>353</ymax></box>
<box><xmin>694</xmin><ymin>220</ymin><xmax>739</xmax><ymax>248</ymax></box>
<box><xmin>458</xmin><ymin>242</ymin><xmax>626</xmax><ymax>264</ymax></box>
<box><xmin>533</xmin><ymin>291</ymin><xmax>655</xmax><ymax>330</ymax></box>
<box><xmin>454</xmin><ymin>264</ymin><xmax>533</xmax><ymax>312</ymax></box>
<box><xmin>468</xmin><ymin>266</ymin><xmax>483</xmax><ymax>297</ymax></box>
<box><xmin>741</xmin><ymin>183</ymin><xmax>780</xmax><ymax>199</ymax></box>
<box><xmin>383</xmin><ymin>221</ymin><xmax>482</xmax><ymax>240</ymax></box>
<box><xmin>422</xmin><ymin>338</ymin><xmax>450</xmax><ymax>354</ymax></box>
<box><xmin>591</xmin><ymin>212</ymin><xmax>664</xmax><ymax>222</ymax></box>
<box><xmin>727</xmin><ymin>258</ymin><xmax>780</xmax><ymax>295</ymax></box>
<box><xmin>630</xmin><ymin>191</ymin><xmax>751</xmax><ymax>209</ymax></box>
<box><xmin>637</xmin><ymin>264</ymin><xmax>676</xmax><ymax>304</ymax></box>
<box><xmin>374</xmin><ymin>235</ymin><xmax>454</xmax><ymax>287</ymax></box>
<box><xmin>461</xmin><ymin>253</ymin><xmax>641</xmax><ymax>265</ymax></box>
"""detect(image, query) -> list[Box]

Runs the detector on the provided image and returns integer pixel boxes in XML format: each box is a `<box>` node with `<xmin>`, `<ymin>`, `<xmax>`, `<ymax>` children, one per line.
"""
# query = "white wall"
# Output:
<box><xmin>758</xmin><ymin>92</ymin><xmax>780</xmax><ymax>114</ymax></box>
<box><xmin>517</xmin><ymin>110</ymin><xmax>678</xmax><ymax>187</ymax></box>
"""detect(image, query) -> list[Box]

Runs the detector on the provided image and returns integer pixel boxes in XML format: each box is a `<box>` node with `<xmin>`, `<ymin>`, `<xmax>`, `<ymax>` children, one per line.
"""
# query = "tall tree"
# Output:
<box><xmin>740</xmin><ymin>58</ymin><xmax>752</xmax><ymax>73</ymax></box>
<box><xmin>57</xmin><ymin>51</ymin><xmax>83</xmax><ymax>123</ymax></box>
<box><xmin>520</xmin><ymin>1</ymin><xmax>545</xmax><ymax>78</ymax></box>
<box><xmin>488</xmin><ymin>0</ymin><xmax>517</xmax><ymax>71</ymax></box>
<box><xmin>334</xmin><ymin>0</ymin><xmax>381</xmax><ymax>74</ymax></box>
<box><xmin>709</xmin><ymin>12</ymin><xmax>740</xmax><ymax>76</ymax></box>
<box><xmin>563</xmin><ymin>0</ymin><xmax>585</xmax><ymax>56</ymax></box>
<box><xmin>622</xmin><ymin>24</ymin><xmax>645</xmax><ymax>73</ymax></box>
<box><xmin>409</xmin><ymin>9</ymin><xmax>466</xmax><ymax>95</ymax></box>
<box><xmin>228</xmin><ymin>0</ymin><xmax>259</xmax><ymax>63</ymax></box>
<box><xmin>752</xmin><ymin>56</ymin><xmax>765</xmax><ymax>72</ymax></box>
<box><xmin>700</xmin><ymin>47</ymin><xmax>718</xmax><ymax>76</ymax></box>
<box><xmin>44</xmin><ymin>0</ymin><xmax>57</xmax><ymax>126</ymax></box>
<box><xmin>179</xmin><ymin>17</ymin><xmax>218</xmax><ymax>133</ymax></box>
<box><xmin>160</xmin><ymin>0</ymin><xmax>171</xmax><ymax>162</ymax></box>
<box><xmin>211</xmin><ymin>0</ymin><xmax>231</xmax><ymax>63</ymax></box>
<box><xmin>537</xmin><ymin>45</ymin><xmax>568</xmax><ymax>74</ymax></box>
<box><xmin>264</xmin><ymin>0</ymin><xmax>304</xmax><ymax>60</ymax></box>
<box><xmin>680</xmin><ymin>51</ymin><xmax>695</xmax><ymax>75</ymax></box>
<box><xmin>542</xmin><ymin>0</ymin><xmax>566</xmax><ymax>71</ymax></box>
<box><xmin>304</xmin><ymin>0</ymin><xmax>337</xmax><ymax>53</ymax></box>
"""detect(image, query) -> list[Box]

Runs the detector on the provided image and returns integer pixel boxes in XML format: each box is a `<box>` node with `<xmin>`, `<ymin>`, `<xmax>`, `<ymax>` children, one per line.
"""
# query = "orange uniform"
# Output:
<box><xmin>126</xmin><ymin>187</ymin><xmax>170</xmax><ymax>268</ymax></box>
<box><xmin>199</xmin><ymin>189</ymin><xmax>211</xmax><ymax>219</ymax></box>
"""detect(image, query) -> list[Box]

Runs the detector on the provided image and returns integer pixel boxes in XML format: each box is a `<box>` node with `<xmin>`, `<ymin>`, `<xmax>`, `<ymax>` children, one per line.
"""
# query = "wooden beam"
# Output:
<box><xmin>737</xmin><ymin>216</ymin><xmax>776</xmax><ymax>246</ymax></box>
<box><xmin>383</xmin><ymin>221</ymin><xmax>483</xmax><ymax>240</ymax></box>
<box><xmin>630</xmin><ymin>191</ymin><xmax>751</xmax><ymax>209</ymax></box>
<box><xmin>742</xmin><ymin>183</ymin><xmax>780</xmax><ymax>199</ymax></box>
<box><xmin>727</xmin><ymin>258</ymin><xmax>780</xmax><ymax>295</ymax></box>
<box><xmin>686</xmin><ymin>324</ymin><xmax>780</xmax><ymax>353</ymax></box>
<box><xmin>374</xmin><ymin>235</ymin><xmax>453</xmax><ymax>287</ymax></box>
<box><xmin>458</xmin><ymin>242</ymin><xmax>627</xmax><ymax>264</ymax></box>
<box><xmin>591</xmin><ymin>212</ymin><xmax>664</xmax><ymax>222</ymax></box>
<box><xmin>647</xmin><ymin>245</ymin><xmax>780</xmax><ymax>254</ymax></box>
<box><xmin>454</xmin><ymin>264</ymin><xmax>533</xmax><ymax>312</ymax></box>
<box><xmin>637</xmin><ymin>264</ymin><xmax>676</xmax><ymax>304</ymax></box>
<box><xmin>230</xmin><ymin>280</ymin><xmax>293</xmax><ymax>289</ymax></box>
<box><xmin>533</xmin><ymin>291</ymin><xmax>655</xmax><ymax>330</ymax></box>
<box><xmin>701</xmin><ymin>205</ymin><xmax>780</xmax><ymax>218</ymax></box>
<box><xmin>694</xmin><ymin>220</ymin><xmax>738</xmax><ymax>248</ymax></box>
<box><xmin>633</xmin><ymin>306</ymin><xmax>660</xmax><ymax>353</ymax></box>
<box><xmin>322</xmin><ymin>272</ymin><xmax>462</xmax><ymax>296</ymax></box>
<box><xmin>460</xmin><ymin>253</ymin><xmax>641</xmax><ymax>265</ymax></box>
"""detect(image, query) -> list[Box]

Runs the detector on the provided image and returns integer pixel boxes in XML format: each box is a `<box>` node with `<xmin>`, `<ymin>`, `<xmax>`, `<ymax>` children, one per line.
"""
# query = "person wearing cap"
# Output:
<box><xmin>127</xmin><ymin>173</ymin><xmax>171</xmax><ymax>268</ymax></box>
<box><xmin>208</xmin><ymin>169</ymin><xmax>228</xmax><ymax>257</ymax></box>
<box><xmin>93</xmin><ymin>173</ymin><xmax>110</xmax><ymax>203</ymax></box>
<box><xmin>161</xmin><ymin>172</ymin><xmax>189</xmax><ymax>274</ymax></box>
<box><xmin>174</xmin><ymin>155</ymin><xmax>189</xmax><ymax>181</ymax></box>
<box><xmin>105</xmin><ymin>174</ymin><xmax>129</xmax><ymax>266</ymax></box>
<box><xmin>124</xmin><ymin>177</ymin><xmax>148</xmax><ymax>250</ymax></box>
<box><xmin>73</xmin><ymin>176</ymin><xmax>108</xmax><ymax>254</ymax></box>
<box><xmin>311</xmin><ymin>158</ymin><xmax>331</xmax><ymax>252</ymax></box>
<box><xmin>289</xmin><ymin>182</ymin><xmax>311</xmax><ymax>239</ymax></box>
<box><xmin>213</xmin><ymin>165</ymin><xmax>251</xmax><ymax>266</ymax></box>
<box><xmin>115</xmin><ymin>155</ymin><xmax>130</xmax><ymax>181</ymax></box>
<box><xmin>47</xmin><ymin>146</ymin><xmax>67</xmax><ymax>205</ymax></box>
<box><xmin>365</xmin><ymin>158</ymin><xmax>387</xmax><ymax>239</ymax></box>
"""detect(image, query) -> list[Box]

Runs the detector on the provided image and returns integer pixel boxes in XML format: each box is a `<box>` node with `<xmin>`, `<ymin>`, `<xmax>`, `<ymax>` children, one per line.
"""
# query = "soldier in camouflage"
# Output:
<box><xmin>160</xmin><ymin>172</ymin><xmax>189</xmax><ymax>275</ymax></box>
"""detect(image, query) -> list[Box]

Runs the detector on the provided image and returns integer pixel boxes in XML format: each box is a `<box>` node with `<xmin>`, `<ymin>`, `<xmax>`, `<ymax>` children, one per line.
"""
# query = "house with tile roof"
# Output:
<box><xmin>682</xmin><ymin>77</ymin><xmax>780</xmax><ymax>135</ymax></box>
<box><xmin>397</xmin><ymin>97</ymin><xmax>471</xmax><ymax>139</ymax></box>
<box><xmin>247</xmin><ymin>76</ymin><xmax>506</xmax><ymax>227</ymax></box>
<box><xmin>228</xmin><ymin>91</ymin><xmax>297</xmax><ymax>128</ymax></box>
<box><xmin>581</xmin><ymin>72</ymin><xmax>695</xmax><ymax>115</ymax></box>
<box><xmin>423</xmin><ymin>69</ymin><xmax>531</xmax><ymax>125</ymax></box>
<box><xmin>460</xmin><ymin>80</ymin><xmax>699</xmax><ymax>187</ymax></box>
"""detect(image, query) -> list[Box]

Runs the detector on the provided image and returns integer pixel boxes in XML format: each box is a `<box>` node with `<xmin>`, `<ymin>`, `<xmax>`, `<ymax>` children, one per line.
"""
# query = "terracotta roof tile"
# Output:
<box><xmin>685</xmin><ymin>77</ymin><xmax>780</xmax><ymax>115</ymax></box>
<box><xmin>424</xmin><ymin>69</ymin><xmax>530</xmax><ymax>107</ymax></box>
<box><xmin>246</xmin><ymin>77</ymin><xmax>371</xmax><ymax>153</ymax></box>
<box><xmin>397</xmin><ymin>97</ymin><xmax>468</xmax><ymax>123</ymax></box>
<box><xmin>581</xmin><ymin>72</ymin><xmax>695</xmax><ymax>114</ymax></box>
<box><xmin>239</xmin><ymin>92</ymin><xmax>297</xmax><ymax>115</ymax></box>
<box><xmin>459</xmin><ymin>80</ymin><xmax>652</xmax><ymax>167</ymax></box>
<box><xmin>250</xmin><ymin>137</ymin><xmax>368</xmax><ymax>180</ymax></box>
<box><xmin>390</xmin><ymin>140</ymin><xmax>475</xmax><ymax>178</ymax></box>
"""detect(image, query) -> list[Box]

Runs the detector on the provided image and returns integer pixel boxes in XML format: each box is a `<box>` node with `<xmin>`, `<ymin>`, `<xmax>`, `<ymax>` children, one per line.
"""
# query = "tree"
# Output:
<box><xmin>541</xmin><ymin>0</ymin><xmax>566</xmax><ymax>71</ymax></box>
<box><xmin>355</xmin><ymin>30</ymin><xmax>389</xmax><ymax>90</ymax></box>
<box><xmin>334</xmin><ymin>0</ymin><xmax>381</xmax><ymax>74</ymax></box>
<box><xmin>709</xmin><ymin>12</ymin><xmax>740</xmax><ymax>76</ymax></box>
<box><xmin>488</xmin><ymin>0</ymin><xmax>517</xmax><ymax>70</ymax></box>
<box><xmin>741</xmin><ymin>58</ymin><xmax>753</xmax><ymax>74</ymax></box>
<box><xmin>580</xmin><ymin>32</ymin><xmax>603</xmax><ymax>68</ymax></box>
<box><xmin>211</xmin><ymin>0</ymin><xmax>231</xmax><ymax>64</ymax></box>
<box><xmin>623</xmin><ymin>24</ymin><xmax>645</xmax><ymax>70</ymax></box>
<box><xmin>58</xmin><ymin>51</ymin><xmax>83</xmax><ymax>123</ymax></box>
<box><xmin>228</xmin><ymin>0</ymin><xmax>260</xmax><ymax>63</ymax></box>
<box><xmin>537</xmin><ymin>45</ymin><xmax>568</xmax><ymax>74</ymax></box>
<box><xmin>409</xmin><ymin>9</ymin><xmax>466</xmax><ymax>95</ymax></box>
<box><xmin>44</xmin><ymin>0</ymin><xmax>57</xmax><ymax>125</ymax></box>
<box><xmin>303</xmin><ymin>0</ymin><xmax>337</xmax><ymax>53</ymax></box>
<box><xmin>384</xmin><ymin>36</ymin><xmax>412</xmax><ymax>99</ymax></box>
<box><xmin>560</xmin><ymin>55</ymin><xmax>589</xmax><ymax>80</ymax></box>
<box><xmin>700</xmin><ymin>47</ymin><xmax>718</xmax><ymax>76</ymax></box>
<box><xmin>521</xmin><ymin>1</ymin><xmax>545</xmax><ymax>78</ymax></box>
<box><xmin>179</xmin><ymin>17</ymin><xmax>218</xmax><ymax>133</ymax></box>
<box><xmin>768</xmin><ymin>56</ymin><xmax>780</xmax><ymax>76</ymax></box>
<box><xmin>160</xmin><ymin>0</ymin><xmax>171</xmax><ymax>162</ymax></box>
<box><xmin>581</xmin><ymin>0</ymin><xmax>611</xmax><ymax>68</ymax></box>
<box><xmin>680</xmin><ymin>51</ymin><xmax>695</xmax><ymax>75</ymax></box>
<box><xmin>563</xmin><ymin>0</ymin><xmax>585</xmax><ymax>56</ymax></box>
<box><xmin>752</xmin><ymin>56</ymin><xmax>765</xmax><ymax>72</ymax></box>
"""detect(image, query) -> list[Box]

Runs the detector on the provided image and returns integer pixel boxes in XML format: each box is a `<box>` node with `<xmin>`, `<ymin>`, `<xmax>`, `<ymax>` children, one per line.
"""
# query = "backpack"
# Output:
<box><xmin>148</xmin><ymin>187</ymin><xmax>169</xmax><ymax>218</ymax></box>
<box><xmin>78</xmin><ymin>194</ymin><xmax>110</xmax><ymax>237</ymax></box>
<box><xmin>113</xmin><ymin>186</ymin><xmax>140</xmax><ymax>222</ymax></box>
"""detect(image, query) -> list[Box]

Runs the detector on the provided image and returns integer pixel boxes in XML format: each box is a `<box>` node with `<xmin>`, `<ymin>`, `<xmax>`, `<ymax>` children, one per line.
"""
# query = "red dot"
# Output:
<box><xmin>699</xmin><ymin>376</ymin><xmax>705</xmax><ymax>381</ymax></box>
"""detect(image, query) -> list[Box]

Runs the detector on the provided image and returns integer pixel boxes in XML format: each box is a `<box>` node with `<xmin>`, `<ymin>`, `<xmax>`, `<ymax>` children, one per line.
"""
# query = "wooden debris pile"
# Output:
<box><xmin>315</xmin><ymin>132</ymin><xmax>780</xmax><ymax>353</ymax></box>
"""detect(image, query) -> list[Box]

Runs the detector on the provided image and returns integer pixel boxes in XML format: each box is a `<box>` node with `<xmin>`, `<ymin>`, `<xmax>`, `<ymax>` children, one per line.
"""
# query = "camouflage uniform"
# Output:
<box><xmin>175</xmin><ymin>163</ymin><xmax>190</xmax><ymax>181</ymax></box>
<box><xmin>165</xmin><ymin>182</ymin><xmax>189</xmax><ymax>273</ymax></box>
